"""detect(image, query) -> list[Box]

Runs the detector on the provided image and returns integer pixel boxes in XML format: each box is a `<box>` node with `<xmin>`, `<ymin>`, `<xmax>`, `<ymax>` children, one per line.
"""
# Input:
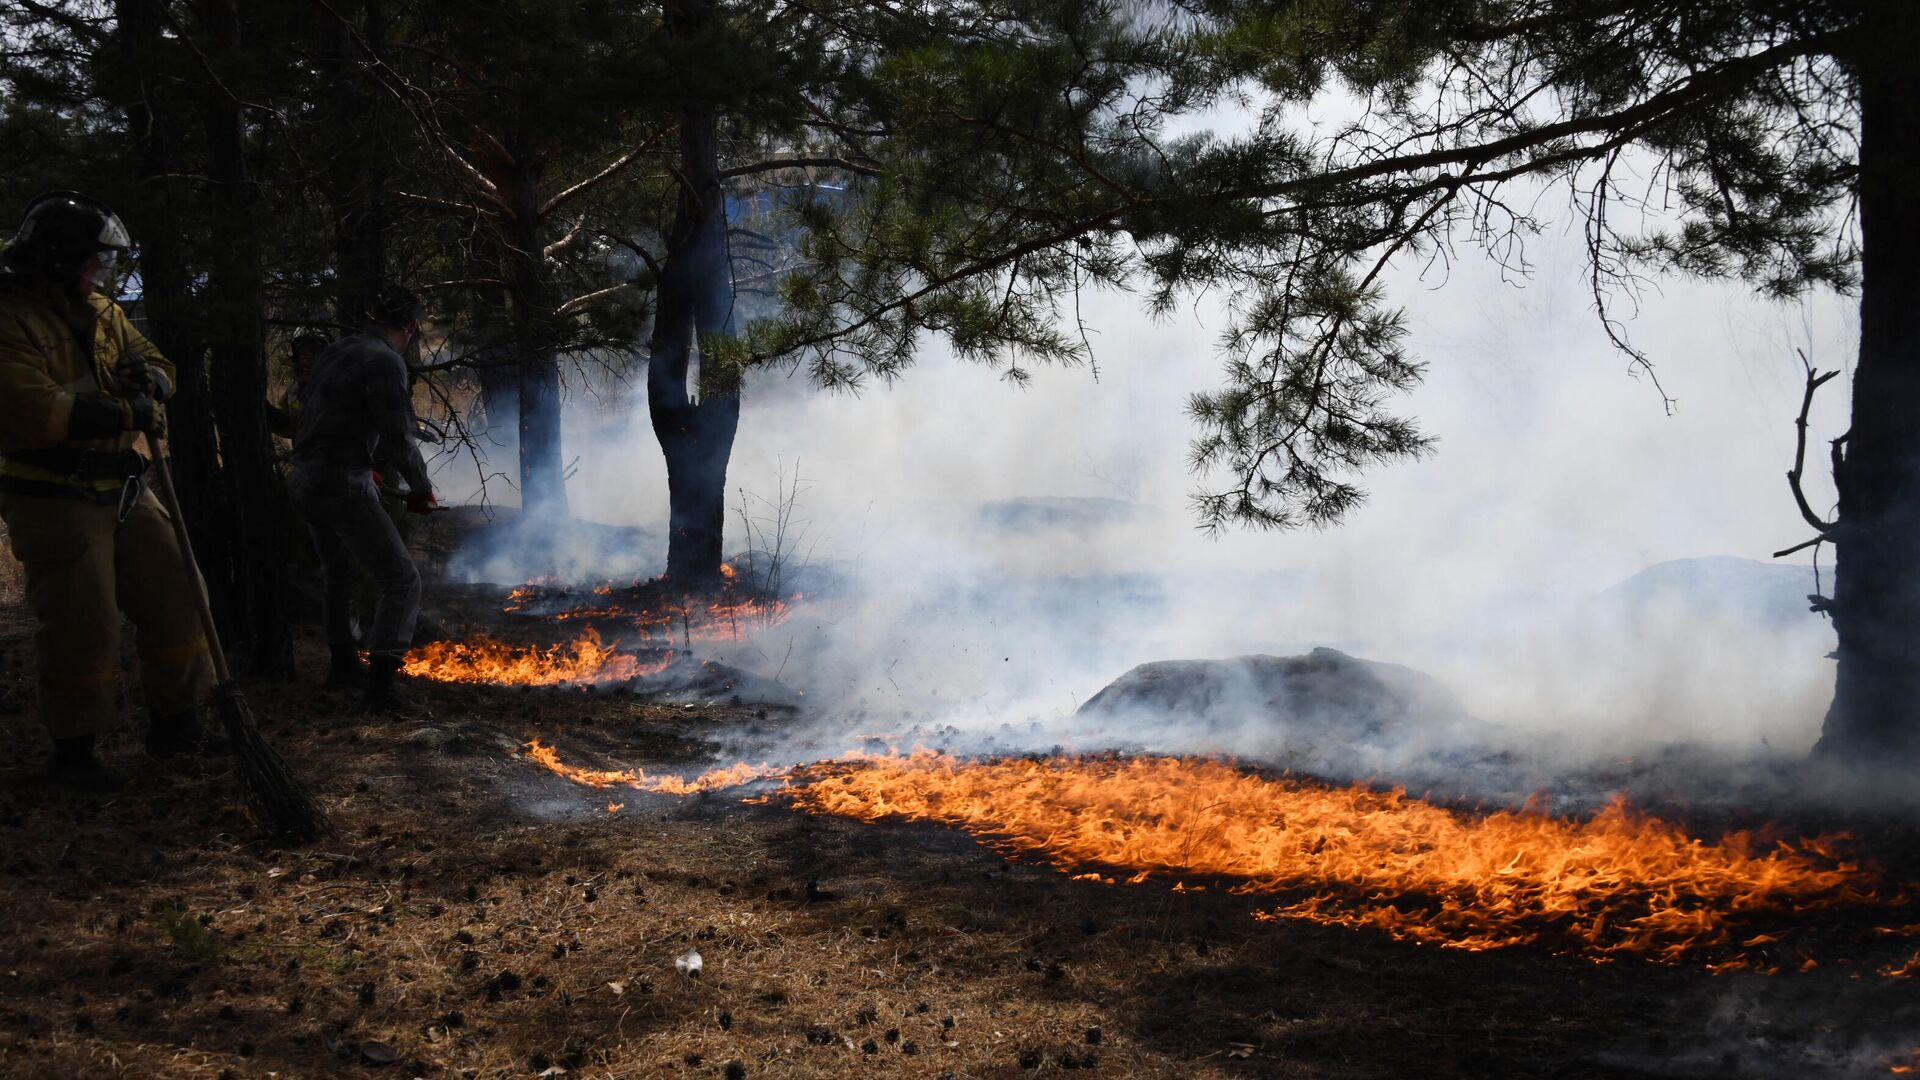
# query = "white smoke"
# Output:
<box><xmin>425</xmin><ymin>193</ymin><xmax>1859</xmax><ymax>798</ymax></box>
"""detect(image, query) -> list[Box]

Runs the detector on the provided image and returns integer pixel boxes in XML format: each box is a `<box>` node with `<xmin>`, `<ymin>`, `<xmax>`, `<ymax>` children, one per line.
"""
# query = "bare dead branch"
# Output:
<box><xmin>540</xmin><ymin>138</ymin><xmax>662</xmax><ymax>217</ymax></box>
<box><xmin>555</xmin><ymin>282</ymin><xmax>636</xmax><ymax>317</ymax></box>
<box><xmin>720</xmin><ymin>156</ymin><xmax>880</xmax><ymax>179</ymax></box>
<box><xmin>1772</xmin><ymin>536</ymin><xmax>1825</xmax><ymax>559</ymax></box>
<box><xmin>1788</xmin><ymin>349</ymin><xmax>1840</xmax><ymax>533</ymax></box>
<box><xmin>394</xmin><ymin>190</ymin><xmax>501</xmax><ymax>221</ymax></box>
<box><xmin>543</xmin><ymin>214</ymin><xmax>589</xmax><ymax>260</ymax></box>
<box><xmin>417</xmin><ymin>277</ymin><xmax>508</xmax><ymax>291</ymax></box>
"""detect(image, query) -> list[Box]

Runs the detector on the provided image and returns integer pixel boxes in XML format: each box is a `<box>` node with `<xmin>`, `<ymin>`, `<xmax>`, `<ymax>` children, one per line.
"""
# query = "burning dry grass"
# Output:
<box><xmin>525</xmin><ymin>738</ymin><xmax>782</xmax><ymax>794</ymax></box>
<box><xmin>504</xmin><ymin>569</ymin><xmax>795</xmax><ymax>644</ymax></box>
<box><xmin>521</xmin><ymin>745</ymin><xmax>1916</xmax><ymax>975</ymax></box>
<box><xmin>403</xmin><ymin>628</ymin><xmax>674</xmax><ymax>686</ymax></box>
<box><xmin>783</xmin><ymin>754</ymin><xmax>1912</xmax><ymax>972</ymax></box>
<box><xmin>403</xmin><ymin>572</ymin><xmax>799</xmax><ymax>688</ymax></box>
<box><xmin>4</xmin><ymin>575</ymin><xmax>1918</xmax><ymax>1079</ymax></box>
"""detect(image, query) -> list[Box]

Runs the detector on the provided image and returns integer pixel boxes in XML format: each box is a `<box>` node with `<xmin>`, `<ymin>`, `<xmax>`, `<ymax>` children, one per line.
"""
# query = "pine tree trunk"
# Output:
<box><xmin>517</xmin><ymin>356</ymin><xmax>568</xmax><ymax>521</ymax></box>
<box><xmin>114</xmin><ymin>0</ymin><xmax>235</xmax><ymax>642</ymax></box>
<box><xmin>658</xmin><ymin>391</ymin><xmax>739</xmax><ymax>585</ymax></box>
<box><xmin>1816</xmin><ymin>10</ymin><xmax>1920</xmax><ymax>762</ymax></box>
<box><xmin>498</xmin><ymin>149</ymin><xmax>570</xmax><ymax>523</ymax></box>
<box><xmin>201</xmin><ymin>0</ymin><xmax>293</xmax><ymax>679</ymax></box>
<box><xmin>650</xmin><ymin>0</ymin><xmax>740</xmax><ymax>587</ymax></box>
<box><xmin>324</xmin><ymin>0</ymin><xmax>384</xmax><ymax>324</ymax></box>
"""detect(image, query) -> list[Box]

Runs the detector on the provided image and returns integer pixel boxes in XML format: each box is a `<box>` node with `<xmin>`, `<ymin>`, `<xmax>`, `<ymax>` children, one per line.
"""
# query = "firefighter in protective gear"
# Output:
<box><xmin>0</xmin><ymin>191</ymin><xmax>217</xmax><ymax>788</ymax></box>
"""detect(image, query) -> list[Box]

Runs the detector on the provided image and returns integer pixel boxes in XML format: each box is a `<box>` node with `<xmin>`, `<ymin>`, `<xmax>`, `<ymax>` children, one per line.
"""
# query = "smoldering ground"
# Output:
<box><xmin>421</xmin><ymin>218</ymin><xmax>1885</xmax><ymax>814</ymax></box>
<box><xmin>387</xmin><ymin>218</ymin><xmax>1920</xmax><ymax>1079</ymax></box>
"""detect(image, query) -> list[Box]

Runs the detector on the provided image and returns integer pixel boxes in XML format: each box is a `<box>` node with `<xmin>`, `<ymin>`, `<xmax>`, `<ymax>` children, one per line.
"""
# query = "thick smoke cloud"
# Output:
<box><xmin>433</xmin><ymin>210</ymin><xmax>1859</xmax><ymax>798</ymax></box>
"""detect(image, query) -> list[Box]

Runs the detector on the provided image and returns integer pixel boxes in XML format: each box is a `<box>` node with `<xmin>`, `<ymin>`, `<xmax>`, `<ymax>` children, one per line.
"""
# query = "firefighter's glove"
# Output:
<box><xmin>404</xmin><ymin>490</ymin><xmax>439</xmax><ymax>516</ymax></box>
<box><xmin>114</xmin><ymin>357</ymin><xmax>173</xmax><ymax>402</ymax></box>
<box><xmin>125</xmin><ymin>394</ymin><xmax>166</xmax><ymax>436</ymax></box>
<box><xmin>67</xmin><ymin>392</ymin><xmax>161</xmax><ymax>440</ymax></box>
<box><xmin>68</xmin><ymin>393</ymin><xmax>124</xmax><ymax>440</ymax></box>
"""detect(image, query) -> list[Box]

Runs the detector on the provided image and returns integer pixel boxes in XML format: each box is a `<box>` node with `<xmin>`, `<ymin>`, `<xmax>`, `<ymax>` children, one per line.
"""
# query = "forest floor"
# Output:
<box><xmin>0</xmin><ymin>548</ymin><xmax>1917</xmax><ymax>1079</ymax></box>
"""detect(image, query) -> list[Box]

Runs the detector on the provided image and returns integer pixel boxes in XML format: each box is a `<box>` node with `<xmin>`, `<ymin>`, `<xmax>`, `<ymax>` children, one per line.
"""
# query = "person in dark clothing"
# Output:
<box><xmin>288</xmin><ymin>285</ymin><xmax>438</xmax><ymax>715</ymax></box>
<box><xmin>267</xmin><ymin>331</ymin><xmax>329</xmax><ymax>442</ymax></box>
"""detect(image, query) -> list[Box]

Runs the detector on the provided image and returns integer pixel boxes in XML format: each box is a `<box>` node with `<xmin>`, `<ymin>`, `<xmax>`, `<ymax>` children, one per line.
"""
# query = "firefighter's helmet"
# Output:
<box><xmin>5</xmin><ymin>191</ymin><xmax>132</xmax><ymax>289</ymax></box>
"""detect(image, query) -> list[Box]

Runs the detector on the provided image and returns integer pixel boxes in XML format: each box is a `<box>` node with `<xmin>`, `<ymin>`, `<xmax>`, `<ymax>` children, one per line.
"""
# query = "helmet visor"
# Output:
<box><xmin>84</xmin><ymin>248</ymin><xmax>120</xmax><ymax>293</ymax></box>
<box><xmin>96</xmin><ymin>211</ymin><xmax>130</xmax><ymax>250</ymax></box>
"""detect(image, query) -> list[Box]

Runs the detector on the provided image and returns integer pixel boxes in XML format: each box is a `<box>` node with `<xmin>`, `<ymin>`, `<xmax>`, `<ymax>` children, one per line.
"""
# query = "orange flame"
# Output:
<box><xmin>403</xmin><ymin>628</ymin><xmax>673</xmax><ymax>686</ymax></box>
<box><xmin>778</xmin><ymin>752</ymin><xmax>1910</xmax><ymax>968</ymax></box>
<box><xmin>1893</xmin><ymin>1048</ymin><xmax>1920</xmax><ymax>1075</ymax></box>
<box><xmin>518</xmin><ymin>743</ymin><xmax>1915</xmax><ymax>970</ymax></box>
<box><xmin>504</xmin><ymin>574</ymin><xmax>795</xmax><ymax>642</ymax></box>
<box><xmin>546</xmin><ymin>596</ymin><xmax>794</xmax><ymax>642</ymax></box>
<box><xmin>524</xmin><ymin>739</ymin><xmax>781</xmax><ymax>794</ymax></box>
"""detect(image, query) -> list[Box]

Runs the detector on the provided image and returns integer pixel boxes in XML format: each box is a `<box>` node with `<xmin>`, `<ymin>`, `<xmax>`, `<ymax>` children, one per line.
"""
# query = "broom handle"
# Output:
<box><xmin>142</xmin><ymin>431</ymin><xmax>235</xmax><ymax>686</ymax></box>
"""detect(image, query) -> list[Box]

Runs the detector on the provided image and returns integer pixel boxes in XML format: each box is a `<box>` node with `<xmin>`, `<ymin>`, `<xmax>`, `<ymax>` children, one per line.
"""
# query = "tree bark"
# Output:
<box><xmin>323</xmin><ymin>0</ymin><xmax>385</xmax><ymax>325</ymax></box>
<box><xmin>1816</xmin><ymin>7</ymin><xmax>1920</xmax><ymax>762</ymax></box>
<box><xmin>649</xmin><ymin>0</ymin><xmax>741</xmax><ymax>587</ymax></box>
<box><xmin>494</xmin><ymin>143</ymin><xmax>571</xmax><ymax>524</ymax></box>
<box><xmin>201</xmin><ymin>0</ymin><xmax>293</xmax><ymax>678</ymax></box>
<box><xmin>115</xmin><ymin>0</ymin><xmax>236</xmax><ymax>642</ymax></box>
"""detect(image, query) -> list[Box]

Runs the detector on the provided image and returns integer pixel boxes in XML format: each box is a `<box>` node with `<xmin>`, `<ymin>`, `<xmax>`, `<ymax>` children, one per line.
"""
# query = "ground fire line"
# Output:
<box><xmin>403</xmin><ymin>572</ymin><xmax>798</xmax><ymax>687</ymax></box>
<box><xmin>523</xmin><ymin>740</ymin><xmax>1918</xmax><ymax>976</ymax></box>
<box><xmin>501</xmin><ymin>568</ymin><xmax>795</xmax><ymax>645</ymax></box>
<box><xmin>402</xmin><ymin>628</ymin><xmax>676</xmax><ymax>686</ymax></box>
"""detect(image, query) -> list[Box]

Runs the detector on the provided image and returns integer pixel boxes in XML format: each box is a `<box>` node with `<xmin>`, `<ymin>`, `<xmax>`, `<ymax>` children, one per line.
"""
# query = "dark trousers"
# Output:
<box><xmin>288</xmin><ymin>465</ymin><xmax>420</xmax><ymax>657</ymax></box>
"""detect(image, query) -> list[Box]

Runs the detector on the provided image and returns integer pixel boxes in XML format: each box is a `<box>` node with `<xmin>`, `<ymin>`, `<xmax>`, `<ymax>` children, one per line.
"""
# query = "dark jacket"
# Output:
<box><xmin>291</xmin><ymin>329</ymin><xmax>432</xmax><ymax>496</ymax></box>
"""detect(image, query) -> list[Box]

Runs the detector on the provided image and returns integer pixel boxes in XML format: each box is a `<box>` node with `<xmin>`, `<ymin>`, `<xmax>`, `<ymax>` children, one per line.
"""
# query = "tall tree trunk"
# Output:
<box><xmin>201</xmin><ymin>0</ymin><xmax>293</xmax><ymax>678</ymax></box>
<box><xmin>323</xmin><ymin>0</ymin><xmax>384</xmax><ymax>324</ymax></box>
<box><xmin>650</xmin><ymin>0</ymin><xmax>740</xmax><ymax>587</ymax></box>
<box><xmin>114</xmin><ymin>0</ymin><xmax>236</xmax><ymax>642</ymax></box>
<box><xmin>1817</xmin><ymin>8</ymin><xmax>1920</xmax><ymax>762</ymax></box>
<box><xmin>472</xmin><ymin>285</ymin><xmax>520</xmax><ymax>464</ymax></box>
<box><xmin>497</xmin><ymin>147</ymin><xmax>570</xmax><ymax>524</ymax></box>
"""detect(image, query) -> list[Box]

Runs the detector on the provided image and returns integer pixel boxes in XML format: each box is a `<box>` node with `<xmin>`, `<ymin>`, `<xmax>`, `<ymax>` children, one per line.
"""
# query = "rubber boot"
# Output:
<box><xmin>48</xmin><ymin>735</ymin><xmax>125</xmax><ymax>791</ymax></box>
<box><xmin>146</xmin><ymin>706</ymin><xmax>228</xmax><ymax>758</ymax></box>
<box><xmin>324</xmin><ymin>644</ymin><xmax>369</xmax><ymax>691</ymax></box>
<box><xmin>360</xmin><ymin>653</ymin><xmax>428</xmax><ymax>719</ymax></box>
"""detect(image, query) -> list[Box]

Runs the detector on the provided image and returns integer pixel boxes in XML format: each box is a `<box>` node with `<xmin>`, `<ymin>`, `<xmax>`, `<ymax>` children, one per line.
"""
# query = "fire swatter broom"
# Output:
<box><xmin>142</xmin><ymin>431</ymin><xmax>334</xmax><ymax>843</ymax></box>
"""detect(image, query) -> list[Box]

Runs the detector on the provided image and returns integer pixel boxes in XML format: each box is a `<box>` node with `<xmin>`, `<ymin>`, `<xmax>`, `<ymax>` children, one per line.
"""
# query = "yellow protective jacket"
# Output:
<box><xmin>0</xmin><ymin>274</ymin><xmax>174</xmax><ymax>497</ymax></box>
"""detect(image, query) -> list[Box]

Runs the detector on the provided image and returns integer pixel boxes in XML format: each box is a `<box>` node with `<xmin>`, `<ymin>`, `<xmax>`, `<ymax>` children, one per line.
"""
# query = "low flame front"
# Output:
<box><xmin>404</xmin><ymin>629</ymin><xmax>673</xmax><ymax>686</ymax></box>
<box><xmin>525</xmin><ymin>739</ymin><xmax>782</xmax><ymax>794</ymax></box>
<box><xmin>785</xmin><ymin>753</ymin><xmax>1908</xmax><ymax>968</ymax></box>
<box><xmin>524</xmin><ymin>744</ymin><xmax>1915</xmax><ymax>971</ymax></box>
<box><xmin>505</xmin><ymin>568</ymin><xmax>794</xmax><ymax>643</ymax></box>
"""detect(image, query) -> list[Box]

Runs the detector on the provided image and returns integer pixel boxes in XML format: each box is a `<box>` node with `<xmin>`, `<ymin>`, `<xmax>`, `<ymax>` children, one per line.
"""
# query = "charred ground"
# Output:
<box><xmin>0</xmin><ymin>553</ymin><xmax>1916</xmax><ymax>1079</ymax></box>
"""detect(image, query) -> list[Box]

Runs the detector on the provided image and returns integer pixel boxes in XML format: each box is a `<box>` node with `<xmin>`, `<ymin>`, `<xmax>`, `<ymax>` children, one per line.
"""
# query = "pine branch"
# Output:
<box><xmin>555</xmin><ymin>282</ymin><xmax>636</xmax><ymax>317</ymax></box>
<box><xmin>393</xmin><ymin>190</ymin><xmax>501</xmax><ymax>221</ymax></box>
<box><xmin>720</xmin><ymin>156</ymin><xmax>881</xmax><ymax>179</ymax></box>
<box><xmin>543</xmin><ymin>214</ymin><xmax>589</xmax><ymax>260</ymax></box>
<box><xmin>541</xmin><ymin>136</ymin><xmax>664</xmax><ymax>217</ymax></box>
<box><xmin>8</xmin><ymin>0</ymin><xmax>105</xmax><ymax>44</ymax></box>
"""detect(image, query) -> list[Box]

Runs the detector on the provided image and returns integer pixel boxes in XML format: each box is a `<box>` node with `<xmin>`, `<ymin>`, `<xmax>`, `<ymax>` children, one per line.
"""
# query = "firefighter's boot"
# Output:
<box><xmin>325</xmin><ymin>644</ymin><xmax>368</xmax><ymax>691</ymax></box>
<box><xmin>146</xmin><ymin>705</ymin><xmax>227</xmax><ymax>758</ymax></box>
<box><xmin>360</xmin><ymin>653</ymin><xmax>428</xmax><ymax>719</ymax></box>
<box><xmin>48</xmin><ymin>735</ymin><xmax>125</xmax><ymax>791</ymax></box>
